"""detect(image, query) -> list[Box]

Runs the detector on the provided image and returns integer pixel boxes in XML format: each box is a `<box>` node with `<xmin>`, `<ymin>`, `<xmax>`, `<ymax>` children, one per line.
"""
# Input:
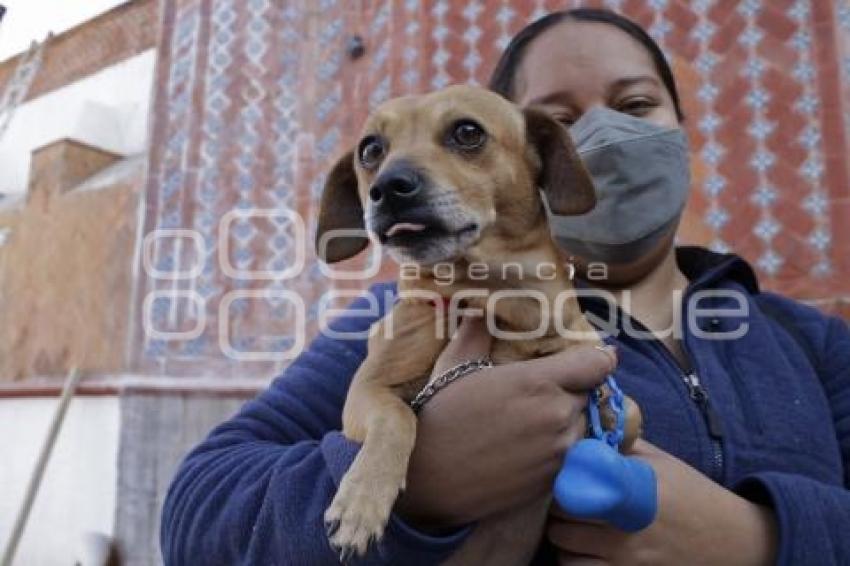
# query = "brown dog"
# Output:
<box><xmin>316</xmin><ymin>85</ymin><xmax>639</xmax><ymax>563</ymax></box>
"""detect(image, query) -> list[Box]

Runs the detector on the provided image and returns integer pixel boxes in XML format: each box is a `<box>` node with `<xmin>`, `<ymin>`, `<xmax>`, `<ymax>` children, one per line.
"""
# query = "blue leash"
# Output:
<box><xmin>588</xmin><ymin>376</ymin><xmax>626</xmax><ymax>448</ymax></box>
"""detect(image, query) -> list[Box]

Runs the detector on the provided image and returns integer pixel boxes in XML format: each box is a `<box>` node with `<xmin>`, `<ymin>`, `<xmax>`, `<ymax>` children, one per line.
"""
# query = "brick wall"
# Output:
<box><xmin>0</xmin><ymin>0</ymin><xmax>157</xmax><ymax>102</ymax></box>
<box><xmin>0</xmin><ymin>141</ymin><xmax>143</xmax><ymax>381</ymax></box>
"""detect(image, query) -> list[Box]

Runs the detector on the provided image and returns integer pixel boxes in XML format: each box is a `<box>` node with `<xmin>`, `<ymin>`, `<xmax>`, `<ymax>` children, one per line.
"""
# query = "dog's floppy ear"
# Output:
<box><xmin>316</xmin><ymin>150</ymin><xmax>370</xmax><ymax>263</ymax></box>
<box><xmin>523</xmin><ymin>107</ymin><xmax>596</xmax><ymax>215</ymax></box>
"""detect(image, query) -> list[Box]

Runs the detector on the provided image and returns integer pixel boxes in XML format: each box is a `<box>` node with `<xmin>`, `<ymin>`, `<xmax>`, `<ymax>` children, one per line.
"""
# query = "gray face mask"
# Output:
<box><xmin>546</xmin><ymin>106</ymin><xmax>691</xmax><ymax>265</ymax></box>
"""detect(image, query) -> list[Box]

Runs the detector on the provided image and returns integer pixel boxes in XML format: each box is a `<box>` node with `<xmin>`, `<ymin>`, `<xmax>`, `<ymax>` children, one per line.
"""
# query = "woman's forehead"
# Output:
<box><xmin>515</xmin><ymin>20</ymin><xmax>660</xmax><ymax>103</ymax></box>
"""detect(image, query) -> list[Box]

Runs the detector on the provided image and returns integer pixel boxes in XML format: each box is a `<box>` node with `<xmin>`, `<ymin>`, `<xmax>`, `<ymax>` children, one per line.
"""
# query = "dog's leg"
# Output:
<box><xmin>326</xmin><ymin>300</ymin><xmax>449</xmax><ymax>559</ymax></box>
<box><xmin>325</xmin><ymin>380</ymin><xmax>418</xmax><ymax>559</ymax></box>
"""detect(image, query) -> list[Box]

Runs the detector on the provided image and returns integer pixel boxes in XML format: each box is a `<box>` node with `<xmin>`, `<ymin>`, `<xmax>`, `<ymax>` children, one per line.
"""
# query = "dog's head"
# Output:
<box><xmin>316</xmin><ymin>85</ymin><xmax>595</xmax><ymax>266</ymax></box>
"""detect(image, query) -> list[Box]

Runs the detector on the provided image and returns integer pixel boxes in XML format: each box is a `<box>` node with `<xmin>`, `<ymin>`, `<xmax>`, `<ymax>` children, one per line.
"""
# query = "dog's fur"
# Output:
<box><xmin>316</xmin><ymin>85</ymin><xmax>634</xmax><ymax>564</ymax></box>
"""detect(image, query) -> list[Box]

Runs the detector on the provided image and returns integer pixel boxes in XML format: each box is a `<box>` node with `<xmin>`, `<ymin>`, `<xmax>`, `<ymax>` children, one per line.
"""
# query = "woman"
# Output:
<box><xmin>160</xmin><ymin>8</ymin><xmax>850</xmax><ymax>566</ymax></box>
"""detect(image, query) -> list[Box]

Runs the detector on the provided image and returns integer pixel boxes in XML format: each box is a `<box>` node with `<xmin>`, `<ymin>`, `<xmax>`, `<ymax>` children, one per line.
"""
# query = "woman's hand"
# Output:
<box><xmin>547</xmin><ymin>440</ymin><xmax>778</xmax><ymax>566</ymax></box>
<box><xmin>395</xmin><ymin>316</ymin><xmax>616</xmax><ymax>530</ymax></box>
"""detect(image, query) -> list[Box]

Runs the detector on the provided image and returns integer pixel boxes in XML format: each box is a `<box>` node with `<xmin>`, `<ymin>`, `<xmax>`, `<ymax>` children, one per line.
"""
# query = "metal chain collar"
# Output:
<box><xmin>410</xmin><ymin>357</ymin><xmax>493</xmax><ymax>413</ymax></box>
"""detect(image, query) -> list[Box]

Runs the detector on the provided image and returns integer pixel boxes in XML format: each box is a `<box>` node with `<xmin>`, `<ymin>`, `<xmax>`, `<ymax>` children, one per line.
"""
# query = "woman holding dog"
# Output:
<box><xmin>161</xmin><ymin>8</ymin><xmax>850</xmax><ymax>566</ymax></box>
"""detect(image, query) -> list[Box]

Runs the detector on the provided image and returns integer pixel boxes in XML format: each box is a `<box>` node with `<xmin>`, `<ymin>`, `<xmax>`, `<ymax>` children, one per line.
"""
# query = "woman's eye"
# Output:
<box><xmin>450</xmin><ymin>120</ymin><xmax>487</xmax><ymax>149</ymax></box>
<box><xmin>358</xmin><ymin>136</ymin><xmax>386</xmax><ymax>169</ymax></box>
<box><xmin>617</xmin><ymin>98</ymin><xmax>657</xmax><ymax>115</ymax></box>
<box><xmin>554</xmin><ymin>115</ymin><xmax>576</xmax><ymax>127</ymax></box>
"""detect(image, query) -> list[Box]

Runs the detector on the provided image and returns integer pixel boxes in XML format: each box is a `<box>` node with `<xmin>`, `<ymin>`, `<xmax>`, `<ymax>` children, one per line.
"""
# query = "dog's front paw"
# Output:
<box><xmin>324</xmin><ymin>472</ymin><xmax>402</xmax><ymax>561</ymax></box>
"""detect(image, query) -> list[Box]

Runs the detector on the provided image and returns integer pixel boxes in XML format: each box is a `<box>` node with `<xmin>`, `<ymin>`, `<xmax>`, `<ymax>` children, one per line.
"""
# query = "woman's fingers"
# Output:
<box><xmin>556</xmin><ymin>552</ymin><xmax>611</xmax><ymax>566</ymax></box>
<box><xmin>520</xmin><ymin>344</ymin><xmax>617</xmax><ymax>392</ymax></box>
<box><xmin>434</xmin><ymin>328</ymin><xmax>616</xmax><ymax>392</ymax></box>
<box><xmin>548</xmin><ymin>519</ymin><xmax>625</xmax><ymax>561</ymax></box>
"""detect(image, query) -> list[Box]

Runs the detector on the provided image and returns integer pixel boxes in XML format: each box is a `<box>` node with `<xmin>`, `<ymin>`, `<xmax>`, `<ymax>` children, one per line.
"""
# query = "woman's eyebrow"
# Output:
<box><xmin>606</xmin><ymin>75</ymin><xmax>661</xmax><ymax>96</ymax></box>
<box><xmin>525</xmin><ymin>91</ymin><xmax>577</xmax><ymax>107</ymax></box>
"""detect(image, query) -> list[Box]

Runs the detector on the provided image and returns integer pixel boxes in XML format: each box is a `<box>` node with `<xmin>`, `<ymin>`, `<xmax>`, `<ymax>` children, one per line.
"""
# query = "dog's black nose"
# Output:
<box><xmin>369</xmin><ymin>168</ymin><xmax>422</xmax><ymax>203</ymax></box>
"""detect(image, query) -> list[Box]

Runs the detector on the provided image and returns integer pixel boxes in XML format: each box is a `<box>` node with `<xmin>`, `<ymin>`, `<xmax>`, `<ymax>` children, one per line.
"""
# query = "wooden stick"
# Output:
<box><xmin>1</xmin><ymin>367</ymin><xmax>82</xmax><ymax>566</ymax></box>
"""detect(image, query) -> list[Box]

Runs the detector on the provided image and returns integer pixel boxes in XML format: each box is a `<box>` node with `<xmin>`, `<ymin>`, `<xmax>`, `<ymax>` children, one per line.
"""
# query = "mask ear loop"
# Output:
<box><xmin>588</xmin><ymin>376</ymin><xmax>627</xmax><ymax>450</ymax></box>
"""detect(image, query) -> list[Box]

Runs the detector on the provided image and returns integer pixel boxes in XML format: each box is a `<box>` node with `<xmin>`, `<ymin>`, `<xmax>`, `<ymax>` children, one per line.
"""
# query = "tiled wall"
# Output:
<box><xmin>135</xmin><ymin>0</ymin><xmax>850</xmax><ymax>377</ymax></box>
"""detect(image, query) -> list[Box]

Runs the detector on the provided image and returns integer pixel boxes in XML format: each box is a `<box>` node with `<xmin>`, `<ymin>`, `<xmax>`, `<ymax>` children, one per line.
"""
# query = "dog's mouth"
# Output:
<box><xmin>383</xmin><ymin>222</ymin><xmax>427</xmax><ymax>239</ymax></box>
<box><xmin>372</xmin><ymin>214</ymin><xmax>481</xmax><ymax>264</ymax></box>
<box><xmin>378</xmin><ymin>220</ymin><xmax>478</xmax><ymax>246</ymax></box>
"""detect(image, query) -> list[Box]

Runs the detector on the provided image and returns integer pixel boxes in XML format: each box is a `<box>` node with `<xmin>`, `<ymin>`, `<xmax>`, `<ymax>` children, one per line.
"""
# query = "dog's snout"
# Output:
<box><xmin>369</xmin><ymin>168</ymin><xmax>422</xmax><ymax>203</ymax></box>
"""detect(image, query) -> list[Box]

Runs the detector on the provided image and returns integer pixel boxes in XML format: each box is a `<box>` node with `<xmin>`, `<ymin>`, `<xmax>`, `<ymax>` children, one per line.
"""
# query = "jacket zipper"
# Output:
<box><xmin>644</xmin><ymin>339</ymin><xmax>726</xmax><ymax>483</ymax></box>
<box><xmin>682</xmin><ymin>371</ymin><xmax>725</xmax><ymax>481</ymax></box>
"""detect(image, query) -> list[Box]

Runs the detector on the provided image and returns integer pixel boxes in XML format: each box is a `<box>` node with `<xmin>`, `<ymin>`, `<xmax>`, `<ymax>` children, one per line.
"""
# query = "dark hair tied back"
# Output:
<box><xmin>489</xmin><ymin>8</ymin><xmax>685</xmax><ymax>122</ymax></box>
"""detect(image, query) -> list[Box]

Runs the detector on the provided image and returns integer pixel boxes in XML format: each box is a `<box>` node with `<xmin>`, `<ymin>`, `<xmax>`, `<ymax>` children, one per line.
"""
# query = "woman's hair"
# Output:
<box><xmin>489</xmin><ymin>8</ymin><xmax>685</xmax><ymax>122</ymax></box>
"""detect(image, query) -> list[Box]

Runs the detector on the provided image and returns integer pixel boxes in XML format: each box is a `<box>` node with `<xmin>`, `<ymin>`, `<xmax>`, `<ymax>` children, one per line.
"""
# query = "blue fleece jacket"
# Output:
<box><xmin>161</xmin><ymin>247</ymin><xmax>850</xmax><ymax>565</ymax></box>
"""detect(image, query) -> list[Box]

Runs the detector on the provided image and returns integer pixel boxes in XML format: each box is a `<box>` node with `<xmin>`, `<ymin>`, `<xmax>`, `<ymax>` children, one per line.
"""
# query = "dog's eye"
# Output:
<box><xmin>450</xmin><ymin>120</ymin><xmax>486</xmax><ymax>150</ymax></box>
<box><xmin>358</xmin><ymin>136</ymin><xmax>386</xmax><ymax>169</ymax></box>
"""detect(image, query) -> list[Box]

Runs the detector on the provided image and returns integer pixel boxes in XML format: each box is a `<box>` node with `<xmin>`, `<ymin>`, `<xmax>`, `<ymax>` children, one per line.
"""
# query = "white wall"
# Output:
<box><xmin>0</xmin><ymin>395</ymin><xmax>120</xmax><ymax>566</ymax></box>
<box><xmin>0</xmin><ymin>48</ymin><xmax>155</xmax><ymax>195</ymax></box>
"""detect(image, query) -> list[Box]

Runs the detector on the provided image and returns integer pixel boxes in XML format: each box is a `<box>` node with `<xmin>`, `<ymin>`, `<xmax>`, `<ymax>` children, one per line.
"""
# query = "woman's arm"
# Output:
<box><xmin>733</xmin><ymin>314</ymin><xmax>850</xmax><ymax>566</ymax></box>
<box><xmin>547</xmin><ymin>439</ymin><xmax>778</xmax><ymax>566</ymax></box>
<box><xmin>159</xmin><ymin>283</ymin><xmax>470</xmax><ymax>566</ymax></box>
<box><xmin>548</xmin><ymin>314</ymin><xmax>850</xmax><ymax>566</ymax></box>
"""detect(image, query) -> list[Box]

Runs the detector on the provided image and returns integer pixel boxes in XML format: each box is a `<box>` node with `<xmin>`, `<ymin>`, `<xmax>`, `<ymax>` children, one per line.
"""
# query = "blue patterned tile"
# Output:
<box><xmin>703</xmin><ymin>174</ymin><xmax>727</xmax><ymax>196</ymax></box>
<box><xmin>754</xmin><ymin>217</ymin><xmax>781</xmax><ymax>242</ymax></box>
<box><xmin>792</xmin><ymin>61</ymin><xmax>816</xmax><ymax>82</ymax></box>
<box><xmin>795</xmin><ymin>92</ymin><xmax>820</xmax><ymax>113</ymax></box>
<box><xmin>649</xmin><ymin>20</ymin><xmax>672</xmax><ymax>41</ymax></box>
<box><xmin>747</xmin><ymin>118</ymin><xmax>774</xmax><ymax>140</ymax></box>
<box><xmin>752</xmin><ymin>184</ymin><xmax>778</xmax><ymax>207</ymax></box>
<box><xmin>370</xmin><ymin>3</ymin><xmax>390</xmax><ymax>36</ymax></box>
<box><xmin>742</xmin><ymin>58</ymin><xmax>765</xmax><ymax>79</ymax></box>
<box><xmin>789</xmin><ymin>29</ymin><xmax>812</xmax><ymax>51</ymax></box>
<box><xmin>700</xmin><ymin>141</ymin><xmax>725</xmax><ymax>165</ymax></box>
<box><xmin>756</xmin><ymin>250</ymin><xmax>784</xmax><ymax>275</ymax></box>
<box><xmin>750</xmin><ymin>149</ymin><xmax>776</xmax><ymax>173</ymax></box>
<box><xmin>697</xmin><ymin>83</ymin><xmax>719</xmax><ymax>103</ymax></box>
<box><xmin>317</xmin><ymin>129</ymin><xmax>341</xmax><ymax>161</ymax></box>
<box><xmin>709</xmin><ymin>239</ymin><xmax>731</xmax><ymax>254</ymax></box>
<box><xmin>745</xmin><ymin>88</ymin><xmax>771</xmax><ymax>109</ymax></box>
<box><xmin>788</xmin><ymin>1</ymin><xmax>809</xmax><ymax>22</ymax></box>
<box><xmin>798</xmin><ymin>125</ymin><xmax>821</xmax><ymax>149</ymax></box>
<box><xmin>695</xmin><ymin>53</ymin><xmax>718</xmax><ymax>75</ymax></box>
<box><xmin>812</xmin><ymin>260</ymin><xmax>832</xmax><ymax>277</ymax></box>
<box><xmin>837</xmin><ymin>2</ymin><xmax>850</xmax><ymax>30</ymax></box>
<box><xmin>692</xmin><ymin>21</ymin><xmax>716</xmax><ymax>42</ymax></box>
<box><xmin>737</xmin><ymin>0</ymin><xmax>761</xmax><ymax>18</ymax></box>
<box><xmin>739</xmin><ymin>27</ymin><xmax>764</xmax><ymax>48</ymax></box>
<box><xmin>692</xmin><ymin>0</ymin><xmax>713</xmax><ymax>12</ymax></box>
<box><xmin>705</xmin><ymin>207</ymin><xmax>730</xmax><ymax>230</ymax></box>
<box><xmin>496</xmin><ymin>5</ymin><xmax>515</xmax><ymax>24</ymax></box>
<box><xmin>808</xmin><ymin>227</ymin><xmax>831</xmax><ymax>252</ymax></box>
<box><xmin>698</xmin><ymin>113</ymin><xmax>721</xmax><ymax>134</ymax></box>
<box><xmin>800</xmin><ymin>156</ymin><xmax>824</xmax><ymax>181</ymax></box>
<box><xmin>369</xmin><ymin>76</ymin><xmax>391</xmax><ymax>109</ymax></box>
<box><xmin>371</xmin><ymin>42</ymin><xmax>390</xmax><ymax>72</ymax></box>
<box><xmin>802</xmin><ymin>192</ymin><xmax>828</xmax><ymax>215</ymax></box>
